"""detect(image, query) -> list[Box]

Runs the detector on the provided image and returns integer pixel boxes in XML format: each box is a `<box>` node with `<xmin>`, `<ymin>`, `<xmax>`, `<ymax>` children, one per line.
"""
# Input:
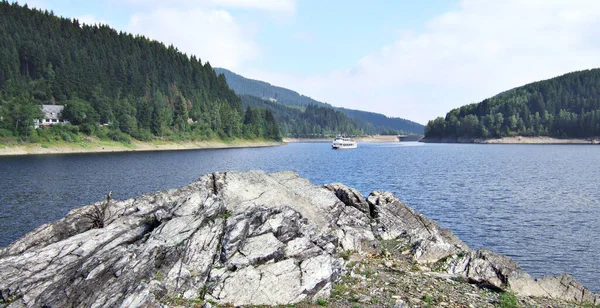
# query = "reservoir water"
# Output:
<box><xmin>0</xmin><ymin>142</ymin><xmax>599</xmax><ymax>291</ymax></box>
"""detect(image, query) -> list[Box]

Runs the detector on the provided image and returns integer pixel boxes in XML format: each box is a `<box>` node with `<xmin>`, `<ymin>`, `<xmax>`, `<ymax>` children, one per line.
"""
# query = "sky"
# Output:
<box><xmin>20</xmin><ymin>0</ymin><xmax>600</xmax><ymax>124</ymax></box>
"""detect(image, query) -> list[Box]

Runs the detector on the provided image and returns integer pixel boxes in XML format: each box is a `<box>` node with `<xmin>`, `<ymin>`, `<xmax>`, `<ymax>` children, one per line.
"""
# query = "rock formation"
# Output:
<box><xmin>0</xmin><ymin>170</ymin><xmax>597</xmax><ymax>307</ymax></box>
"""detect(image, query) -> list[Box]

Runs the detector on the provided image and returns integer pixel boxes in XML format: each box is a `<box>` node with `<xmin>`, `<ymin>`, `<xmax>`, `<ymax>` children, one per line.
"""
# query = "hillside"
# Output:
<box><xmin>425</xmin><ymin>69</ymin><xmax>600</xmax><ymax>140</ymax></box>
<box><xmin>215</xmin><ymin>68</ymin><xmax>425</xmax><ymax>134</ymax></box>
<box><xmin>214</xmin><ymin>68</ymin><xmax>331</xmax><ymax>109</ymax></box>
<box><xmin>0</xmin><ymin>2</ymin><xmax>280</xmax><ymax>143</ymax></box>
<box><xmin>241</xmin><ymin>95</ymin><xmax>366</xmax><ymax>138</ymax></box>
<box><xmin>338</xmin><ymin>107</ymin><xmax>426</xmax><ymax>136</ymax></box>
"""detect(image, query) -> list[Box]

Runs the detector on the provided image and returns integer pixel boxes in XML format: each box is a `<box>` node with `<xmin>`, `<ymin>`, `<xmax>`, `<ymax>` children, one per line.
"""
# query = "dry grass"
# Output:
<box><xmin>82</xmin><ymin>192</ymin><xmax>113</xmax><ymax>229</ymax></box>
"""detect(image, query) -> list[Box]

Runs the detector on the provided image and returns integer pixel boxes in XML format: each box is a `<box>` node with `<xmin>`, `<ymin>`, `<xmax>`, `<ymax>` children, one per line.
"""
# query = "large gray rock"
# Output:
<box><xmin>367</xmin><ymin>191</ymin><xmax>470</xmax><ymax>263</ymax></box>
<box><xmin>445</xmin><ymin>249</ymin><xmax>546</xmax><ymax>294</ymax></box>
<box><xmin>0</xmin><ymin>171</ymin><xmax>368</xmax><ymax>307</ymax></box>
<box><xmin>0</xmin><ymin>170</ymin><xmax>597</xmax><ymax>307</ymax></box>
<box><xmin>537</xmin><ymin>274</ymin><xmax>600</xmax><ymax>304</ymax></box>
<box><xmin>443</xmin><ymin>249</ymin><xmax>599</xmax><ymax>304</ymax></box>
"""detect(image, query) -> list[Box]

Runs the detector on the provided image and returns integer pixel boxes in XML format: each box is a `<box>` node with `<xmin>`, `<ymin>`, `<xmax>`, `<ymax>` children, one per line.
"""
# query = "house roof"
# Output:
<box><xmin>40</xmin><ymin>105</ymin><xmax>65</xmax><ymax>120</ymax></box>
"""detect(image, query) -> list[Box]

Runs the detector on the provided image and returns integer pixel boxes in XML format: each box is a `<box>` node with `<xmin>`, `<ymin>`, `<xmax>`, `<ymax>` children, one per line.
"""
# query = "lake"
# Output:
<box><xmin>0</xmin><ymin>142</ymin><xmax>599</xmax><ymax>291</ymax></box>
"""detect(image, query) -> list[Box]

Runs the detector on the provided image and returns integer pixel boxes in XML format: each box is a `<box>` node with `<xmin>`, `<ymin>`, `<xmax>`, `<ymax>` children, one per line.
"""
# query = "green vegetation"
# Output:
<box><xmin>338</xmin><ymin>107</ymin><xmax>425</xmax><ymax>135</ymax></box>
<box><xmin>330</xmin><ymin>282</ymin><xmax>350</xmax><ymax>299</ymax></box>
<box><xmin>241</xmin><ymin>95</ymin><xmax>366</xmax><ymax>137</ymax></box>
<box><xmin>497</xmin><ymin>291</ymin><xmax>518</xmax><ymax>308</ymax></box>
<box><xmin>0</xmin><ymin>293</ymin><xmax>19</xmax><ymax>307</ymax></box>
<box><xmin>216</xmin><ymin>210</ymin><xmax>232</xmax><ymax>220</ymax></box>
<box><xmin>159</xmin><ymin>295</ymin><xmax>205</xmax><ymax>307</ymax></box>
<box><xmin>216</xmin><ymin>68</ymin><xmax>425</xmax><ymax>135</ymax></box>
<box><xmin>426</xmin><ymin>69</ymin><xmax>600</xmax><ymax>139</ymax></box>
<box><xmin>215</xmin><ymin>68</ymin><xmax>325</xmax><ymax>109</ymax></box>
<box><xmin>0</xmin><ymin>2</ymin><xmax>281</xmax><ymax>145</ymax></box>
<box><xmin>338</xmin><ymin>250</ymin><xmax>352</xmax><ymax>261</ymax></box>
<box><xmin>316</xmin><ymin>299</ymin><xmax>328</xmax><ymax>306</ymax></box>
<box><xmin>422</xmin><ymin>294</ymin><xmax>435</xmax><ymax>307</ymax></box>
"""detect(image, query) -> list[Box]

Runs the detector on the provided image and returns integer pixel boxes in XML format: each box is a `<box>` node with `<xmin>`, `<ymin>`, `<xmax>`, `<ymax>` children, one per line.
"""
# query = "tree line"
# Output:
<box><xmin>241</xmin><ymin>95</ymin><xmax>366</xmax><ymax>138</ymax></box>
<box><xmin>426</xmin><ymin>69</ymin><xmax>600</xmax><ymax>139</ymax></box>
<box><xmin>337</xmin><ymin>107</ymin><xmax>423</xmax><ymax>135</ymax></box>
<box><xmin>0</xmin><ymin>1</ymin><xmax>281</xmax><ymax>142</ymax></box>
<box><xmin>217</xmin><ymin>68</ymin><xmax>425</xmax><ymax>135</ymax></box>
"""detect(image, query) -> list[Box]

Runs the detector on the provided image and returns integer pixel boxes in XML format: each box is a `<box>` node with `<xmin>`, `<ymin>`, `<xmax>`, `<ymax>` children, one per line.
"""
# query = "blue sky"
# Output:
<box><xmin>20</xmin><ymin>0</ymin><xmax>600</xmax><ymax>124</ymax></box>
<box><xmin>251</xmin><ymin>1</ymin><xmax>457</xmax><ymax>74</ymax></box>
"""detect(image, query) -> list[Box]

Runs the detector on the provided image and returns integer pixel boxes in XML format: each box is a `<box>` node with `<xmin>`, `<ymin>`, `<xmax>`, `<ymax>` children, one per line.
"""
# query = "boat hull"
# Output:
<box><xmin>332</xmin><ymin>143</ymin><xmax>357</xmax><ymax>149</ymax></box>
<box><xmin>332</xmin><ymin>135</ymin><xmax>358</xmax><ymax>149</ymax></box>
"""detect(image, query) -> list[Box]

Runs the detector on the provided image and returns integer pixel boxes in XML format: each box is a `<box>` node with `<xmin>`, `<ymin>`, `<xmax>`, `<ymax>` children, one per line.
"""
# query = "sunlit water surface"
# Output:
<box><xmin>1</xmin><ymin>142</ymin><xmax>598</xmax><ymax>291</ymax></box>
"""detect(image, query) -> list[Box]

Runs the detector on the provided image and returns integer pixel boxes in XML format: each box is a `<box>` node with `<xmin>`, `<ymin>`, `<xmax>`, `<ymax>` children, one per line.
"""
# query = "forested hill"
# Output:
<box><xmin>241</xmin><ymin>95</ymin><xmax>365</xmax><ymax>138</ymax></box>
<box><xmin>215</xmin><ymin>68</ymin><xmax>425</xmax><ymax>134</ymax></box>
<box><xmin>0</xmin><ymin>2</ymin><xmax>280</xmax><ymax>142</ymax></box>
<box><xmin>214</xmin><ymin>68</ymin><xmax>331</xmax><ymax>109</ymax></box>
<box><xmin>338</xmin><ymin>108</ymin><xmax>425</xmax><ymax>136</ymax></box>
<box><xmin>425</xmin><ymin>69</ymin><xmax>600</xmax><ymax>139</ymax></box>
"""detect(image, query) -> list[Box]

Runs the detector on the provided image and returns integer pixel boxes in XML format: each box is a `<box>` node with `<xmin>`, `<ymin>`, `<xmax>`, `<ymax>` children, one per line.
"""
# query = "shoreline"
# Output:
<box><xmin>421</xmin><ymin>136</ymin><xmax>600</xmax><ymax>144</ymax></box>
<box><xmin>0</xmin><ymin>139</ymin><xmax>285</xmax><ymax>157</ymax></box>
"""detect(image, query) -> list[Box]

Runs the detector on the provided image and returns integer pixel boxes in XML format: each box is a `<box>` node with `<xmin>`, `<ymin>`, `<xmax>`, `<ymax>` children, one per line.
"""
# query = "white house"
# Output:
<box><xmin>34</xmin><ymin>105</ymin><xmax>70</xmax><ymax>129</ymax></box>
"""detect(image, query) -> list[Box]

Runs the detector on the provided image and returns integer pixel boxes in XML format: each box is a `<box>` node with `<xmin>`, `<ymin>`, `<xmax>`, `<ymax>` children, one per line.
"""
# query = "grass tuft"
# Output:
<box><xmin>497</xmin><ymin>291</ymin><xmax>518</xmax><ymax>308</ymax></box>
<box><xmin>316</xmin><ymin>299</ymin><xmax>328</xmax><ymax>306</ymax></box>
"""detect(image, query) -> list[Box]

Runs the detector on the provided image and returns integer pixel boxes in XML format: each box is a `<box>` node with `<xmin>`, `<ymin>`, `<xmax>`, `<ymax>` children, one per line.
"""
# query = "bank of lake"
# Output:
<box><xmin>0</xmin><ymin>137</ymin><xmax>284</xmax><ymax>156</ymax></box>
<box><xmin>421</xmin><ymin>135</ymin><xmax>600</xmax><ymax>144</ymax></box>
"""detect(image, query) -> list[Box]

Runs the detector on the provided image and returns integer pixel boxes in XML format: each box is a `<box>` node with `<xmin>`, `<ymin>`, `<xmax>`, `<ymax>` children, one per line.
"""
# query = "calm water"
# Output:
<box><xmin>1</xmin><ymin>143</ymin><xmax>599</xmax><ymax>291</ymax></box>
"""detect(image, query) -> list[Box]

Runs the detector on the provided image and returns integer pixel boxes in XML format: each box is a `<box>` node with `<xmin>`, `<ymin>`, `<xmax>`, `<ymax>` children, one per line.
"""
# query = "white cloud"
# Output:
<box><xmin>124</xmin><ymin>0</ymin><xmax>295</xmax><ymax>13</ymax></box>
<box><xmin>123</xmin><ymin>0</ymin><xmax>295</xmax><ymax>70</ymax></box>
<box><xmin>128</xmin><ymin>7</ymin><xmax>259</xmax><ymax>69</ymax></box>
<box><xmin>244</xmin><ymin>0</ymin><xmax>600</xmax><ymax>124</ymax></box>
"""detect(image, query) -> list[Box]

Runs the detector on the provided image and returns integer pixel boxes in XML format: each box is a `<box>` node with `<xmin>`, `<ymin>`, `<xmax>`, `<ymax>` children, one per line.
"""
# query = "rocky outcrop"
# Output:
<box><xmin>324</xmin><ymin>183</ymin><xmax>370</xmax><ymax>214</ymax></box>
<box><xmin>367</xmin><ymin>191</ymin><xmax>470</xmax><ymax>264</ymax></box>
<box><xmin>441</xmin><ymin>249</ymin><xmax>600</xmax><ymax>304</ymax></box>
<box><xmin>0</xmin><ymin>171</ymin><xmax>371</xmax><ymax>307</ymax></box>
<box><xmin>0</xmin><ymin>171</ymin><xmax>597</xmax><ymax>307</ymax></box>
<box><xmin>537</xmin><ymin>274</ymin><xmax>600</xmax><ymax>304</ymax></box>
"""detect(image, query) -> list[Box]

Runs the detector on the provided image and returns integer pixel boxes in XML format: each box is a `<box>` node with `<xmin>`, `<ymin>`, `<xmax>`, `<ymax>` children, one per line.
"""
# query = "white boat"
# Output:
<box><xmin>332</xmin><ymin>135</ymin><xmax>357</xmax><ymax>149</ymax></box>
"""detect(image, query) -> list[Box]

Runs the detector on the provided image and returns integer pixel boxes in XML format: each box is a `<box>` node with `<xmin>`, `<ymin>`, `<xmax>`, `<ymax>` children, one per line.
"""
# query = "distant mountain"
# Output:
<box><xmin>214</xmin><ymin>68</ymin><xmax>331</xmax><ymax>109</ymax></box>
<box><xmin>215</xmin><ymin>68</ymin><xmax>425</xmax><ymax>134</ymax></box>
<box><xmin>425</xmin><ymin>69</ymin><xmax>600</xmax><ymax>139</ymax></box>
<box><xmin>241</xmin><ymin>95</ymin><xmax>366</xmax><ymax>138</ymax></box>
<box><xmin>338</xmin><ymin>108</ymin><xmax>425</xmax><ymax>136</ymax></box>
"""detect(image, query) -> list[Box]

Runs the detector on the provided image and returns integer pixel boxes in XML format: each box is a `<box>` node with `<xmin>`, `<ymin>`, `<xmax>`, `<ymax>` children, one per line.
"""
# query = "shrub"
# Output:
<box><xmin>95</xmin><ymin>126</ymin><xmax>109</xmax><ymax>139</ymax></box>
<box><xmin>0</xmin><ymin>128</ymin><xmax>13</xmax><ymax>138</ymax></box>
<box><xmin>28</xmin><ymin>132</ymin><xmax>41</xmax><ymax>143</ymax></box>
<box><xmin>339</xmin><ymin>250</ymin><xmax>352</xmax><ymax>261</ymax></box>
<box><xmin>422</xmin><ymin>294</ymin><xmax>435</xmax><ymax>306</ymax></box>
<box><xmin>498</xmin><ymin>292</ymin><xmax>518</xmax><ymax>308</ymax></box>
<box><xmin>131</xmin><ymin>128</ymin><xmax>154</xmax><ymax>141</ymax></box>
<box><xmin>81</xmin><ymin>123</ymin><xmax>98</xmax><ymax>135</ymax></box>
<box><xmin>316</xmin><ymin>299</ymin><xmax>328</xmax><ymax>306</ymax></box>
<box><xmin>40</xmin><ymin>124</ymin><xmax>82</xmax><ymax>143</ymax></box>
<box><xmin>107</xmin><ymin>129</ymin><xmax>132</xmax><ymax>144</ymax></box>
<box><xmin>82</xmin><ymin>192</ymin><xmax>113</xmax><ymax>229</ymax></box>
